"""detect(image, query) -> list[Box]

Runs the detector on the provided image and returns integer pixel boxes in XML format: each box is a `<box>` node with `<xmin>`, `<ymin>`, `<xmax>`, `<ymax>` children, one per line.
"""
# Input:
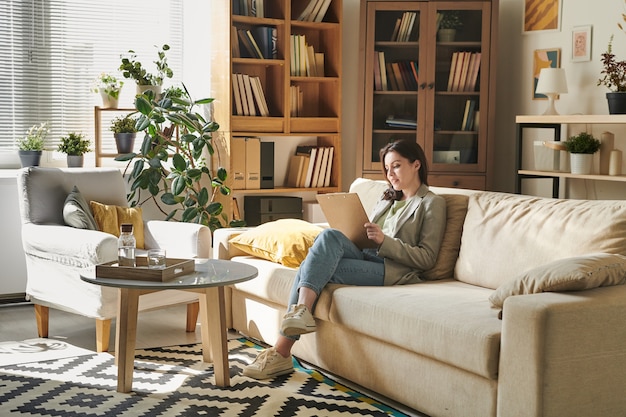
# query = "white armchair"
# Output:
<box><xmin>17</xmin><ymin>167</ymin><xmax>211</xmax><ymax>352</ymax></box>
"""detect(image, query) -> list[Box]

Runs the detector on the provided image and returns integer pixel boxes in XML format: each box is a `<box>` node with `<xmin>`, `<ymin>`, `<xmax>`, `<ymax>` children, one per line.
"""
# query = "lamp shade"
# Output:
<box><xmin>535</xmin><ymin>68</ymin><xmax>568</xmax><ymax>95</ymax></box>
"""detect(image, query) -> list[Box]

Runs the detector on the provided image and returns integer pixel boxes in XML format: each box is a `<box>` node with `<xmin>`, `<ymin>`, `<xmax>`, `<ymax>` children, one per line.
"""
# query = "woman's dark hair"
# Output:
<box><xmin>379</xmin><ymin>139</ymin><xmax>429</xmax><ymax>201</ymax></box>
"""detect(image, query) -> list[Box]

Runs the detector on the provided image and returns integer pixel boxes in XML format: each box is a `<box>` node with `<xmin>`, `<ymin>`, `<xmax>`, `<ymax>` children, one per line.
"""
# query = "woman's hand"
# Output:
<box><xmin>364</xmin><ymin>222</ymin><xmax>384</xmax><ymax>245</ymax></box>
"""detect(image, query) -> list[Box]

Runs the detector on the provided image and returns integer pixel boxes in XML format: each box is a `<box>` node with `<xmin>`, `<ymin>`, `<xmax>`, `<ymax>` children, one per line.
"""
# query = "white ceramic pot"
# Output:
<box><xmin>570</xmin><ymin>153</ymin><xmax>593</xmax><ymax>175</ymax></box>
<box><xmin>100</xmin><ymin>91</ymin><xmax>118</xmax><ymax>109</ymax></box>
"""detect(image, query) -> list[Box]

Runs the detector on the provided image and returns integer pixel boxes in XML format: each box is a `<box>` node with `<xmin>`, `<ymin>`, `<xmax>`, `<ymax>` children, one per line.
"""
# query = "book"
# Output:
<box><xmin>390</xmin><ymin>18</ymin><xmax>401</xmax><ymax>42</ymax></box>
<box><xmin>287</xmin><ymin>154</ymin><xmax>306</xmax><ymax>187</ymax></box>
<box><xmin>315</xmin><ymin>52</ymin><xmax>325</xmax><ymax>76</ymax></box>
<box><xmin>447</xmin><ymin>52</ymin><xmax>459</xmax><ymax>91</ymax></box>
<box><xmin>313</xmin><ymin>0</ymin><xmax>332</xmax><ymax>23</ymax></box>
<box><xmin>245</xmin><ymin>30</ymin><xmax>264</xmax><ymax>59</ymax></box>
<box><xmin>373</xmin><ymin>52</ymin><xmax>382</xmax><ymax>91</ymax></box>
<box><xmin>236</xmin><ymin>73</ymin><xmax>250</xmax><ymax>116</ymax></box>
<box><xmin>323</xmin><ymin>146</ymin><xmax>334</xmax><ymax>187</ymax></box>
<box><xmin>315</xmin><ymin>147</ymin><xmax>331</xmax><ymax>187</ymax></box>
<box><xmin>467</xmin><ymin>52</ymin><xmax>481</xmax><ymax>91</ymax></box>
<box><xmin>231</xmin><ymin>74</ymin><xmax>243</xmax><ymax>116</ymax></box>
<box><xmin>242</xmin><ymin>74</ymin><xmax>257</xmax><ymax>116</ymax></box>
<box><xmin>253</xmin><ymin>76</ymin><xmax>270</xmax><ymax>117</ymax></box>
<box><xmin>310</xmin><ymin>147</ymin><xmax>325</xmax><ymax>188</ymax></box>
<box><xmin>297</xmin><ymin>0</ymin><xmax>318</xmax><ymax>21</ymax></box>
<box><xmin>306</xmin><ymin>45</ymin><xmax>317</xmax><ymax>77</ymax></box>
<box><xmin>391</xmin><ymin>62</ymin><xmax>406</xmax><ymax>91</ymax></box>
<box><xmin>304</xmin><ymin>147</ymin><xmax>318</xmax><ymax>187</ymax></box>
<box><xmin>231</xmin><ymin>26</ymin><xmax>240</xmax><ymax>58</ymax></box>
<box><xmin>250</xmin><ymin>76</ymin><xmax>269</xmax><ymax>117</ymax></box>
<box><xmin>458</xmin><ymin>52</ymin><xmax>471</xmax><ymax>92</ymax></box>
<box><xmin>378</xmin><ymin>51</ymin><xmax>388</xmax><ymax>91</ymax></box>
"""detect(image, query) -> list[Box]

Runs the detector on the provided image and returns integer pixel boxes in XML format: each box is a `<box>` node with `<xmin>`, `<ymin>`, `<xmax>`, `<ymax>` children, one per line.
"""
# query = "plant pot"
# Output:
<box><xmin>18</xmin><ymin>150</ymin><xmax>42</xmax><ymax>167</ymax></box>
<box><xmin>136</xmin><ymin>84</ymin><xmax>162</xmax><ymax>98</ymax></box>
<box><xmin>66</xmin><ymin>155</ymin><xmax>84</xmax><ymax>168</ymax></box>
<box><xmin>114</xmin><ymin>133</ymin><xmax>137</xmax><ymax>154</ymax></box>
<box><xmin>437</xmin><ymin>28</ymin><xmax>456</xmax><ymax>42</ymax></box>
<box><xmin>570</xmin><ymin>153</ymin><xmax>593</xmax><ymax>175</ymax></box>
<box><xmin>100</xmin><ymin>91</ymin><xmax>119</xmax><ymax>109</ymax></box>
<box><xmin>606</xmin><ymin>92</ymin><xmax>626</xmax><ymax>114</ymax></box>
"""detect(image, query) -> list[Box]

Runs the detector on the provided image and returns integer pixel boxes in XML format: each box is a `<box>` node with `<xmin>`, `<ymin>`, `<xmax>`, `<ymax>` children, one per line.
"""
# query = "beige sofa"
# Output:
<box><xmin>213</xmin><ymin>178</ymin><xmax>626</xmax><ymax>417</ymax></box>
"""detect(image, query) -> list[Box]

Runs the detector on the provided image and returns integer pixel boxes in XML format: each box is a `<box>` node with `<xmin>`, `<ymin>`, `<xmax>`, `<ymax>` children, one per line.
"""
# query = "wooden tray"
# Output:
<box><xmin>95</xmin><ymin>257</ymin><xmax>195</xmax><ymax>282</ymax></box>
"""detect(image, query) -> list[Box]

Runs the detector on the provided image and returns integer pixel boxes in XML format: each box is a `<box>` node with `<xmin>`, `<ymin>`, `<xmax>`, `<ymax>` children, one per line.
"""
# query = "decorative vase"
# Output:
<box><xmin>136</xmin><ymin>84</ymin><xmax>162</xmax><ymax>98</ymax></box>
<box><xmin>569</xmin><ymin>153</ymin><xmax>593</xmax><ymax>175</ymax></box>
<box><xmin>66</xmin><ymin>155</ymin><xmax>84</xmax><ymax>168</ymax></box>
<box><xmin>100</xmin><ymin>91</ymin><xmax>119</xmax><ymax>109</ymax></box>
<box><xmin>437</xmin><ymin>29</ymin><xmax>456</xmax><ymax>42</ymax></box>
<box><xmin>606</xmin><ymin>92</ymin><xmax>626</xmax><ymax>114</ymax></box>
<box><xmin>18</xmin><ymin>150</ymin><xmax>42</xmax><ymax>167</ymax></box>
<box><xmin>599</xmin><ymin>131</ymin><xmax>615</xmax><ymax>174</ymax></box>
<box><xmin>114</xmin><ymin>133</ymin><xmax>137</xmax><ymax>154</ymax></box>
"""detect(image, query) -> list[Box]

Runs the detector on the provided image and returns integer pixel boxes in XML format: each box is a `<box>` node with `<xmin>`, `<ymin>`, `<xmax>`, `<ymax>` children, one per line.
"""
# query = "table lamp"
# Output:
<box><xmin>535</xmin><ymin>68</ymin><xmax>568</xmax><ymax>115</ymax></box>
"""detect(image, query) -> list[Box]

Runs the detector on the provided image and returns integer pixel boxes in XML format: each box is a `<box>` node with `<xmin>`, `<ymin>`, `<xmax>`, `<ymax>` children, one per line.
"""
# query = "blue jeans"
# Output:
<box><xmin>287</xmin><ymin>228</ymin><xmax>385</xmax><ymax>310</ymax></box>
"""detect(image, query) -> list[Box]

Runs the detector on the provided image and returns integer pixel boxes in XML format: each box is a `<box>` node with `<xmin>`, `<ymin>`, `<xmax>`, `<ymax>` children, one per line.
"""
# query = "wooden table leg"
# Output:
<box><xmin>199</xmin><ymin>286</ymin><xmax>229</xmax><ymax>387</ymax></box>
<box><xmin>115</xmin><ymin>288</ymin><xmax>139</xmax><ymax>393</ymax></box>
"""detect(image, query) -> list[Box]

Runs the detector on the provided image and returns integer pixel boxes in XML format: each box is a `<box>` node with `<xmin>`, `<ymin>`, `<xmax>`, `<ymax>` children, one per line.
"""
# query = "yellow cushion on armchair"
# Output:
<box><xmin>89</xmin><ymin>201</ymin><xmax>145</xmax><ymax>248</ymax></box>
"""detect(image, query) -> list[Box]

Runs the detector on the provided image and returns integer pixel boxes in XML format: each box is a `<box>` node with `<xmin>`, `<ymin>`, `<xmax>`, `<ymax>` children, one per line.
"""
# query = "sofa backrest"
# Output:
<box><xmin>349</xmin><ymin>178</ymin><xmax>476</xmax><ymax>280</ymax></box>
<box><xmin>17</xmin><ymin>167</ymin><xmax>128</xmax><ymax>225</ymax></box>
<box><xmin>455</xmin><ymin>191</ymin><xmax>626</xmax><ymax>289</ymax></box>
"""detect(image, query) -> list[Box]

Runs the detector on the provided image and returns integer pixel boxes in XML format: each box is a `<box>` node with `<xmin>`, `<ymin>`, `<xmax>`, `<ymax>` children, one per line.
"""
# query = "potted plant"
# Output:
<box><xmin>92</xmin><ymin>72</ymin><xmax>123</xmax><ymax>108</ymax></box>
<box><xmin>16</xmin><ymin>122</ymin><xmax>49</xmax><ymax>167</ymax></box>
<box><xmin>58</xmin><ymin>132</ymin><xmax>91</xmax><ymax>167</ymax></box>
<box><xmin>563</xmin><ymin>132</ymin><xmax>601</xmax><ymax>175</ymax></box>
<box><xmin>110</xmin><ymin>114</ymin><xmax>138</xmax><ymax>154</ymax></box>
<box><xmin>598</xmin><ymin>35</ymin><xmax>626</xmax><ymax>114</ymax></box>
<box><xmin>438</xmin><ymin>11</ymin><xmax>462</xmax><ymax>42</ymax></box>
<box><xmin>119</xmin><ymin>44</ymin><xmax>173</xmax><ymax>96</ymax></box>
<box><xmin>115</xmin><ymin>86</ymin><xmax>244</xmax><ymax>231</ymax></box>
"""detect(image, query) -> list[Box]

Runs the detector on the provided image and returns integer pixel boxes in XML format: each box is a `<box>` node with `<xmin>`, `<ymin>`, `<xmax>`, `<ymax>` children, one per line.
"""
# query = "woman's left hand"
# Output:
<box><xmin>364</xmin><ymin>222</ymin><xmax>385</xmax><ymax>245</ymax></box>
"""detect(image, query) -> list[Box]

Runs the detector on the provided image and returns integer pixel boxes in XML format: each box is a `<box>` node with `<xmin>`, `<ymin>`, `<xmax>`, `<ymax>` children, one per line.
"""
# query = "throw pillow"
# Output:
<box><xmin>89</xmin><ymin>201</ymin><xmax>145</xmax><ymax>248</ymax></box>
<box><xmin>489</xmin><ymin>253</ymin><xmax>626</xmax><ymax>310</ymax></box>
<box><xmin>63</xmin><ymin>185</ymin><xmax>97</xmax><ymax>230</ymax></box>
<box><xmin>229</xmin><ymin>218</ymin><xmax>323</xmax><ymax>268</ymax></box>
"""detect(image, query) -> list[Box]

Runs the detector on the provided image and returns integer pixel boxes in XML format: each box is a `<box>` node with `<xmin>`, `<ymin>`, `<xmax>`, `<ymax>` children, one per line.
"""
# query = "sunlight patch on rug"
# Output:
<box><xmin>0</xmin><ymin>338</ymin><xmax>94</xmax><ymax>367</ymax></box>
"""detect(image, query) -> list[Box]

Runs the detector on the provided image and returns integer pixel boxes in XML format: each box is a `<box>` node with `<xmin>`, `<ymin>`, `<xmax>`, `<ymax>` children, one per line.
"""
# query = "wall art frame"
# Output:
<box><xmin>532</xmin><ymin>48</ymin><xmax>561</xmax><ymax>100</ymax></box>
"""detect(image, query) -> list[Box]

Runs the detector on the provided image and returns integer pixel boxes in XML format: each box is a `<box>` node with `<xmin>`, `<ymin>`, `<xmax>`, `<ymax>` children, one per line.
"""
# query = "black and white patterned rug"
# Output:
<box><xmin>0</xmin><ymin>338</ymin><xmax>409</xmax><ymax>416</ymax></box>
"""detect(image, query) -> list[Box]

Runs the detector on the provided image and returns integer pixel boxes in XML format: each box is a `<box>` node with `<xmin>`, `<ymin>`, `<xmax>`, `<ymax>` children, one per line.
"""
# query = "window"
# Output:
<box><xmin>0</xmin><ymin>0</ymin><xmax>184</xmax><ymax>153</ymax></box>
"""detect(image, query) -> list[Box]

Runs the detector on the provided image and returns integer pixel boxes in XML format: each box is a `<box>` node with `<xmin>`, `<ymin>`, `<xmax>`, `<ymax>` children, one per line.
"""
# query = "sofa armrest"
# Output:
<box><xmin>212</xmin><ymin>227</ymin><xmax>254</xmax><ymax>260</ymax></box>
<box><xmin>21</xmin><ymin>223</ymin><xmax>118</xmax><ymax>265</ymax></box>
<box><xmin>143</xmin><ymin>220</ymin><xmax>211</xmax><ymax>258</ymax></box>
<box><xmin>497</xmin><ymin>286</ymin><xmax>626</xmax><ymax>417</ymax></box>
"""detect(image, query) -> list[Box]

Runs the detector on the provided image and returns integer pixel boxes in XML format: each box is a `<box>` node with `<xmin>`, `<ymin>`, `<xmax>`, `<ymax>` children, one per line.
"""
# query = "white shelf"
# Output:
<box><xmin>516</xmin><ymin>114</ymin><xmax>626</xmax><ymax>124</ymax></box>
<box><xmin>518</xmin><ymin>170</ymin><xmax>626</xmax><ymax>183</ymax></box>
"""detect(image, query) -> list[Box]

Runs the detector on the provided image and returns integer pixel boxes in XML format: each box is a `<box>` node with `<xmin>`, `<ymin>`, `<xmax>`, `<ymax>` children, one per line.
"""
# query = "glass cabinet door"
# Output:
<box><xmin>427</xmin><ymin>3</ymin><xmax>489</xmax><ymax>172</ymax></box>
<box><xmin>362</xmin><ymin>2</ymin><xmax>427</xmax><ymax>172</ymax></box>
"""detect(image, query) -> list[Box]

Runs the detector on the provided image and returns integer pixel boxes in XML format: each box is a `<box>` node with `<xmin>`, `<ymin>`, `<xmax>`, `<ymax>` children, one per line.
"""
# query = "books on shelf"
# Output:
<box><xmin>286</xmin><ymin>145</ymin><xmax>335</xmax><ymax>188</ymax></box>
<box><xmin>290</xmin><ymin>34</ymin><xmax>325</xmax><ymax>77</ymax></box>
<box><xmin>233</xmin><ymin>0</ymin><xmax>264</xmax><ymax>18</ymax></box>
<box><xmin>290</xmin><ymin>85</ymin><xmax>303</xmax><ymax>116</ymax></box>
<box><xmin>374</xmin><ymin>52</ymin><xmax>418</xmax><ymax>91</ymax></box>
<box><xmin>461</xmin><ymin>99</ymin><xmax>478</xmax><ymax>131</ymax></box>
<box><xmin>447</xmin><ymin>51</ymin><xmax>481</xmax><ymax>92</ymax></box>
<box><xmin>297</xmin><ymin>0</ymin><xmax>332</xmax><ymax>22</ymax></box>
<box><xmin>236</xmin><ymin>28</ymin><xmax>277</xmax><ymax>59</ymax></box>
<box><xmin>232</xmin><ymin>73</ymin><xmax>270</xmax><ymax>117</ymax></box>
<box><xmin>391</xmin><ymin>11</ymin><xmax>417</xmax><ymax>42</ymax></box>
<box><xmin>385</xmin><ymin>116</ymin><xmax>417</xmax><ymax>129</ymax></box>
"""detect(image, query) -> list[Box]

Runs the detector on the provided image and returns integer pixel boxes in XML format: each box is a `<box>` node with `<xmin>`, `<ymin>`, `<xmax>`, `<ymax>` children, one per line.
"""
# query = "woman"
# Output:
<box><xmin>243</xmin><ymin>139</ymin><xmax>447</xmax><ymax>379</ymax></box>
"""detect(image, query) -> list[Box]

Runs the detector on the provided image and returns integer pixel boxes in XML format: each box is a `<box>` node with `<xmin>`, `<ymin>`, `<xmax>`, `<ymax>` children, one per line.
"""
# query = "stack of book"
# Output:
<box><xmin>290</xmin><ymin>85</ymin><xmax>303</xmax><ymax>117</ymax></box>
<box><xmin>287</xmin><ymin>145</ymin><xmax>334</xmax><ymax>188</ymax></box>
<box><xmin>390</xmin><ymin>11</ymin><xmax>417</xmax><ymax>42</ymax></box>
<box><xmin>297</xmin><ymin>0</ymin><xmax>332</xmax><ymax>22</ymax></box>
<box><xmin>374</xmin><ymin>52</ymin><xmax>418</xmax><ymax>91</ymax></box>
<box><xmin>460</xmin><ymin>99</ymin><xmax>478</xmax><ymax>131</ymax></box>
<box><xmin>290</xmin><ymin>34</ymin><xmax>325</xmax><ymax>77</ymax></box>
<box><xmin>233</xmin><ymin>0</ymin><xmax>265</xmax><ymax>18</ymax></box>
<box><xmin>385</xmin><ymin>116</ymin><xmax>417</xmax><ymax>129</ymax></box>
<box><xmin>234</xmin><ymin>26</ymin><xmax>277</xmax><ymax>59</ymax></box>
<box><xmin>232</xmin><ymin>73</ymin><xmax>270</xmax><ymax>117</ymax></box>
<box><xmin>446</xmin><ymin>51</ymin><xmax>481</xmax><ymax>92</ymax></box>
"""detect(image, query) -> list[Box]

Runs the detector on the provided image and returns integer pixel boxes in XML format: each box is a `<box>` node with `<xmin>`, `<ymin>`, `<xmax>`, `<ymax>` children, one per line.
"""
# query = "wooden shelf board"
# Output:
<box><xmin>519</xmin><ymin>170</ymin><xmax>626</xmax><ymax>182</ymax></box>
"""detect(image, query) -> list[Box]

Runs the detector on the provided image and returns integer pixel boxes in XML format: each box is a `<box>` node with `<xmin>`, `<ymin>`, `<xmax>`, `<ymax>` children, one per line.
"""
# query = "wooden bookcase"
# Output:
<box><xmin>355</xmin><ymin>0</ymin><xmax>498</xmax><ymax>190</ymax></box>
<box><xmin>207</xmin><ymin>0</ymin><xmax>343</xmax><ymax>220</ymax></box>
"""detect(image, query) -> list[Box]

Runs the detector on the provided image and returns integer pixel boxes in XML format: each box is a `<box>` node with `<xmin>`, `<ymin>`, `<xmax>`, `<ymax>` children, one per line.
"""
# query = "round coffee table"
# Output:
<box><xmin>81</xmin><ymin>258</ymin><xmax>258</xmax><ymax>393</ymax></box>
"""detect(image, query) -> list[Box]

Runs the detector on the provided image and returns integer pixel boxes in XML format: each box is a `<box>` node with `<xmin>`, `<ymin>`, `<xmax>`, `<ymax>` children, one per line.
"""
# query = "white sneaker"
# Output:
<box><xmin>280</xmin><ymin>304</ymin><xmax>317</xmax><ymax>337</ymax></box>
<box><xmin>242</xmin><ymin>347</ymin><xmax>293</xmax><ymax>380</ymax></box>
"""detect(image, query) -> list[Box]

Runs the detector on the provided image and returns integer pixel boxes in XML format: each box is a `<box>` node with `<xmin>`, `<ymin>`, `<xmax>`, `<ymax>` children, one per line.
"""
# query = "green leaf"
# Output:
<box><xmin>187</xmin><ymin>168</ymin><xmax>202</xmax><ymax>179</ymax></box>
<box><xmin>172</xmin><ymin>175</ymin><xmax>186</xmax><ymax>195</ymax></box>
<box><xmin>114</xmin><ymin>152</ymin><xmax>137</xmax><ymax>161</ymax></box>
<box><xmin>148</xmin><ymin>183</ymin><xmax>159</xmax><ymax>196</ymax></box>
<box><xmin>140</xmin><ymin>134</ymin><xmax>153</xmax><ymax>155</ymax></box>
<box><xmin>165</xmin><ymin>210</ymin><xmax>177</xmax><ymax>221</ymax></box>
<box><xmin>135</xmin><ymin>96</ymin><xmax>152</xmax><ymax>115</ymax></box>
<box><xmin>172</xmin><ymin>153</ymin><xmax>187</xmax><ymax>171</ymax></box>
<box><xmin>131</xmin><ymin>159</ymin><xmax>144</xmax><ymax>179</ymax></box>
<box><xmin>217</xmin><ymin>167</ymin><xmax>227</xmax><ymax>181</ymax></box>
<box><xmin>197</xmin><ymin>187</ymin><xmax>209</xmax><ymax>206</ymax></box>
<box><xmin>207</xmin><ymin>201</ymin><xmax>223</xmax><ymax>215</ymax></box>
<box><xmin>195</xmin><ymin>98</ymin><xmax>214</xmax><ymax>105</ymax></box>
<box><xmin>182</xmin><ymin>207</ymin><xmax>199</xmax><ymax>222</ymax></box>
<box><xmin>136</xmin><ymin>115</ymin><xmax>151</xmax><ymax>131</ymax></box>
<box><xmin>161</xmin><ymin>192</ymin><xmax>178</xmax><ymax>205</ymax></box>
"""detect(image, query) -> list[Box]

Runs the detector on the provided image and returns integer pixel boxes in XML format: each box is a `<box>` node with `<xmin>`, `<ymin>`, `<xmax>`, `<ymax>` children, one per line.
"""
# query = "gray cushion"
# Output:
<box><xmin>63</xmin><ymin>185</ymin><xmax>97</xmax><ymax>230</ymax></box>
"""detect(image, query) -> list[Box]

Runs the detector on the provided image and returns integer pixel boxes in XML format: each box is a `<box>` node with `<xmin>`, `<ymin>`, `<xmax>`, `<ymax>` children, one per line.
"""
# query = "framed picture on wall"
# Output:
<box><xmin>523</xmin><ymin>0</ymin><xmax>561</xmax><ymax>33</ymax></box>
<box><xmin>572</xmin><ymin>25</ymin><xmax>592</xmax><ymax>62</ymax></box>
<box><xmin>533</xmin><ymin>48</ymin><xmax>561</xmax><ymax>99</ymax></box>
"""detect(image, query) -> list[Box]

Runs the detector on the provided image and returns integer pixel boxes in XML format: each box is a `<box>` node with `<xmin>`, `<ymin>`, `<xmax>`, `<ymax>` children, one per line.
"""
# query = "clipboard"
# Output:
<box><xmin>316</xmin><ymin>193</ymin><xmax>377</xmax><ymax>249</ymax></box>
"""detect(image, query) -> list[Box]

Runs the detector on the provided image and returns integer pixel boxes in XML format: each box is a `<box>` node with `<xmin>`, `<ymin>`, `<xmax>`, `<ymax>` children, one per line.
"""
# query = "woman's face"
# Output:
<box><xmin>384</xmin><ymin>150</ymin><xmax>420</xmax><ymax>191</ymax></box>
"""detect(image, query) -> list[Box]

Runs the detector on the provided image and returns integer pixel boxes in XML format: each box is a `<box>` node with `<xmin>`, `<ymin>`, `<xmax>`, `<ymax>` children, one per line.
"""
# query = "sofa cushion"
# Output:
<box><xmin>229</xmin><ymin>219</ymin><xmax>323</xmax><ymax>268</ymax></box>
<box><xmin>422</xmin><ymin>194</ymin><xmax>469</xmax><ymax>280</ymax></box>
<box><xmin>456</xmin><ymin>192</ymin><xmax>626</xmax><ymax>289</ymax></box>
<box><xmin>89</xmin><ymin>201</ymin><xmax>145</xmax><ymax>248</ymax></box>
<box><xmin>489</xmin><ymin>253</ymin><xmax>626</xmax><ymax>309</ymax></box>
<box><xmin>327</xmin><ymin>280</ymin><xmax>502</xmax><ymax>379</ymax></box>
<box><xmin>63</xmin><ymin>186</ymin><xmax>97</xmax><ymax>230</ymax></box>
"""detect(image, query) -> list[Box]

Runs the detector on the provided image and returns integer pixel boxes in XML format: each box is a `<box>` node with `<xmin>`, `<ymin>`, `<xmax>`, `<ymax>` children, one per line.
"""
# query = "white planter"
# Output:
<box><xmin>100</xmin><ymin>91</ymin><xmax>118</xmax><ymax>109</ymax></box>
<box><xmin>570</xmin><ymin>153</ymin><xmax>593</xmax><ymax>175</ymax></box>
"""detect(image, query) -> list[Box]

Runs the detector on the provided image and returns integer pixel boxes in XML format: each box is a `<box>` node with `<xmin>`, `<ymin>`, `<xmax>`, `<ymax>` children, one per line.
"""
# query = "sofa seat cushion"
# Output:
<box><xmin>456</xmin><ymin>192</ymin><xmax>626</xmax><ymax>289</ymax></box>
<box><xmin>229</xmin><ymin>256</ymin><xmax>295</xmax><ymax>307</ymax></box>
<box><xmin>327</xmin><ymin>280</ymin><xmax>502</xmax><ymax>379</ymax></box>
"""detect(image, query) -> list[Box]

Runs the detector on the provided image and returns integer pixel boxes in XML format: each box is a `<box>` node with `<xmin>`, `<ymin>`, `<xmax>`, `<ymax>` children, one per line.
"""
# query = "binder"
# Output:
<box><xmin>245</xmin><ymin>137</ymin><xmax>261</xmax><ymax>189</ymax></box>
<box><xmin>260</xmin><ymin>141</ymin><xmax>274</xmax><ymax>189</ymax></box>
<box><xmin>231</xmin><ymin>137</ymin><xmax>246</xmax><ymax>189</ymax></box>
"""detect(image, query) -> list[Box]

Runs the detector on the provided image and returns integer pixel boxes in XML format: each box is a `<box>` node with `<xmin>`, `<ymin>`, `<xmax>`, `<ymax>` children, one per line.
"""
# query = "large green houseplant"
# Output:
<box><xmin>115</xmin><ymin>86</ymin><xmax>243</xmax><ymax>231</ymax></box>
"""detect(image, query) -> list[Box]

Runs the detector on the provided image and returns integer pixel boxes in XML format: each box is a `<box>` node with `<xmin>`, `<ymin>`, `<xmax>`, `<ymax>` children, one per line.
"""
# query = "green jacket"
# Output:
<box><xmin>370</xmin><ymin>184</ymin><xmax>447</xmax><ymax>286</ymax></box>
